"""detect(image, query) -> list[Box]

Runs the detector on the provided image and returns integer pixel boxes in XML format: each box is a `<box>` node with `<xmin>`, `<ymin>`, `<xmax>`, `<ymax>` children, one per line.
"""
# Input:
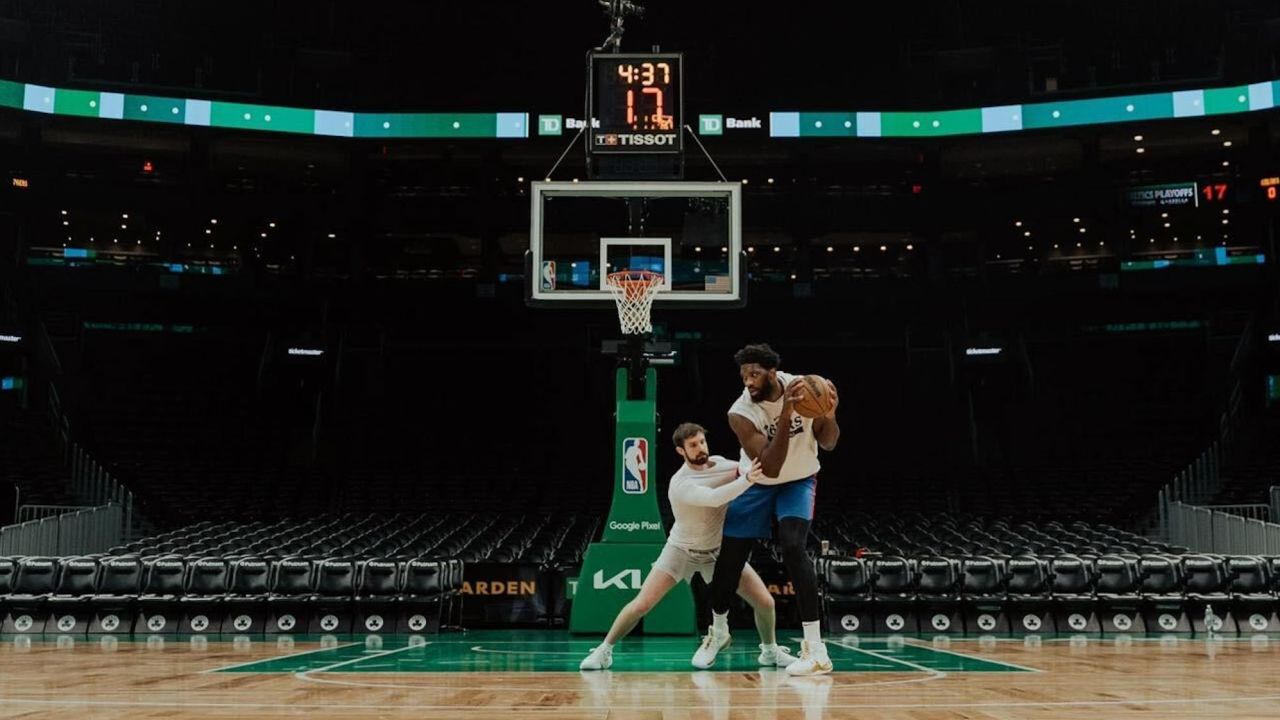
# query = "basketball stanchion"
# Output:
<box><xmin>568</xmin><ymin>268</ymin><xmax>696</xmax><ymax>635</ymax></box>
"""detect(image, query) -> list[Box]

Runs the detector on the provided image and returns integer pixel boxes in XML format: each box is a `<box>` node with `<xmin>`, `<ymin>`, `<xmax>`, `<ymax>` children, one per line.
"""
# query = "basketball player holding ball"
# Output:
<box><xmin>694</xmin><ymin>343</ymin><xmax>840</xmax><ymax>675</ymax></box>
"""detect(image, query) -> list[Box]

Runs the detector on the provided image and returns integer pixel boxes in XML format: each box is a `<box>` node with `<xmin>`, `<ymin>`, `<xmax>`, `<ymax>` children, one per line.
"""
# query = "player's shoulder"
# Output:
<box><xmin>728</xmin><ymin>389</ymin><xmax>753</xmax><ymax>415</ymax></box>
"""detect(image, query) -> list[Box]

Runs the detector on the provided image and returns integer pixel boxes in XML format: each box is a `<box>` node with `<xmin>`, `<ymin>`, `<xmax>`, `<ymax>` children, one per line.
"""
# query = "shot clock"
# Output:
<box><xmin>587</xmin><ymin>52</ymin><xmax>683</xmax><ymax>155</ymax></box>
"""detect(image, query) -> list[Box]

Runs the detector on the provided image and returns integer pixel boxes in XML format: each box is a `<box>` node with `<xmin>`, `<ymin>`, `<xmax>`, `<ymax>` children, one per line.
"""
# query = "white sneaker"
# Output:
<box><xmin>758</xmin><ymin>643</ymin><xmax>799</xmax><ymax>668</ymax></box>
<box><xmin>691</xmin><ymin>627</ymin><xmax>732</xmax><ymax>669</ymax></box>
<box><xmin>579</xmin><ymin>645</ymin><xmax>613</xmax><ymax>671</ymax></box>
<box><xmin>785</xmin><ymin>640</ymin><xmax>833</xmax><ymax>676</ymax></box>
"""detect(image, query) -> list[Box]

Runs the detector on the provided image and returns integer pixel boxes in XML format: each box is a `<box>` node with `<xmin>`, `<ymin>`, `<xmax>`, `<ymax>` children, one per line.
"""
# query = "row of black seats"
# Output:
<box><xmin>822</xmin><ymin>554</ymin><xmax>1280</xmax><ymax>636</ymax></box>
<box><xmin>116</xmin><ymin>513</ymin><xmax>601</xmax><ymax>566</ymax></box>
<box><xmin>0</xmin><ymin>556</ymin><xmax>463</xmax><ymax>636</ymax></box>
<box><xmin>816</xmin><ymin>514</ymin><xmax>1185</xmax><ymax>560</ymax></box>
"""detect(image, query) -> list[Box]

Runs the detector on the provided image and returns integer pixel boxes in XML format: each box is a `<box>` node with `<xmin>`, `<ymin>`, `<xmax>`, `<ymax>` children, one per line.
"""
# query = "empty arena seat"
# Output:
<box><xmin>915</xmin><ymin>557</ymin><xmax>961</xmax><ymax>634</ymax></box>
<box><xmin>1266</xmin><ymin>557</ymin><xmax>1280</xmax><ymax>594</ymax></box>
<box><xmin>178</xmin><ymin>558</ymin><xmax>230</xmax><ymax>634</ymax></box>
<box><xmin>46</xmin><ymin>557</ymin><xmax>99</xmax><ymax>634</ymax></box>
<box><xmin>222</xmin><ymin>557</ymin><xmax>271</xmax><ymax>635</ymax></box>
<box><xmin>1182</xmin><ymin>555</ymin><xmax>1233</xmax><ymax>634</ymax></box>
<box><xmin>48</xmin><ymin>557</ymin><xmax>98</xmax><ymax>601</ymax></box>
<box><xmin>0</xmin><ymin>557</ymin><xmax>16</xmax><ymax>595</ymax></box>
<box><xmin>354</xmin><ymin>559</ymin><xmax>401</xmax><ymax>634</ymax></box>
<box><xmin>444</xmin><ymin>558</ymin><xmax>465</xmax><ymax>629</ymax></box>
<box><xmin>1139</xmin><ymin>555</ymin><xmax>1189</xmax><ymax>633</ymax></box>
<box><xmin>1228</xmin><ymin>556</ymin><xmax>1277</xmax><ymax>634</ymax></box>
<box><xmin>3</xmin><ymin>557</ymin><xmax>61</xmax><ymax>633</ymax></box>
<box><xmin>869</xmin><ymin>556</ymin><xmax>915</xmax><ymax>633</ymax></box>
<box><xmin>1094</xmin><ymin>555</ymin><xmax>1144</xmax><ymax>633</ymax></box>
<box><xmin>1049</xmin><ymin>556</ymin><xmax>1092</xmax><ymax>599</ymax></box>
<box><xmin>266</xmin><ymin>558</ymin><xmax>315</xmax><ymax>634</ymax></box>
<box><xmin>308</xmin><ymin>559</ymin><xmax>356</xmax><ymax>634</ymax></box>
<box><xmin>400</xmin><ymin>559</ymin><xmax>444</xmax><ymax>633</ymax></box>
<box><xmin>1049</xmin><ymin>555</ymin><xmax>1098</xmax><ymax>635</ymax></box>
<box><xmin>137</xmin><ymin>556</ymin><xmax>187</xmax><ymax>634</ymax></box>
<box><xmin>89</xmin><ymin>556</ymin><xmax>143</xmax><ymax>634</ymax></box>
<box><xmin>821</xmin><ymin>558</ymin><xmax>872</xmax><ymax>634</ymax></box>
<box><xmin>1005</xmin><ymin>557</ymin><xmax>1052</xmax><ymax>633</ymax></box>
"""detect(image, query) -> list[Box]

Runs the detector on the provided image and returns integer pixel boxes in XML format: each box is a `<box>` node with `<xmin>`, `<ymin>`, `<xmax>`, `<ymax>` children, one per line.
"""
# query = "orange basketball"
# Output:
<box><xmin>791</xmin><ymin>374</ymin><xmax>835</xmax><ymax>418</ymax></box>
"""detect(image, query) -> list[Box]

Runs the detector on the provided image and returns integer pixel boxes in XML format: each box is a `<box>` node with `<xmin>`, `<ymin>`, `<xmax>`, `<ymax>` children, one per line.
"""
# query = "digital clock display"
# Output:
<box><xmin>589</xmin><ymin>52</ymin><xmax>682</xmax><ymax>154</ymax></box>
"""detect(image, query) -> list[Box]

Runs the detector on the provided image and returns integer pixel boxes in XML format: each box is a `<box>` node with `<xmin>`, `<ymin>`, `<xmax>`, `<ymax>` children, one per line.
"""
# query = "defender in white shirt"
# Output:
<box><xmin>697</xmin><ymin>343</ymin><xmax>841</xmax><ymax>676</ymax></box>
<box><xmin>579</xmin><ymin>423</ymin><xmax>798</xmax><ymax>671</ymax></box>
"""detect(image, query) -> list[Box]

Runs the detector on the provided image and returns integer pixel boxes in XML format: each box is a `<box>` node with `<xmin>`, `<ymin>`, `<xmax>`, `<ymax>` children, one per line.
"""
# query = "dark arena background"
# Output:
<box><xmin>3</xmin><ymin>1</ymin><xmax>1280</xmax><ymax>717</ymax></box>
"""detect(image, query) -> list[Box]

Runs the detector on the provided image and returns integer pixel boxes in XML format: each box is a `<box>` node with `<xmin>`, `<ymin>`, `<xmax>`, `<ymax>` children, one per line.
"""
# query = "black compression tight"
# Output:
<box><xmin>708</xmin><ymin>536</ymin><xmax>754</xmax><ymax>615</ymax></box>
<box><xmin>709</xmin><ymin>517</ymin><xmax>819</xmax><ymax>623</ymax></box>
<box><xmin>778</xmin><ymin>516</ymin><xmax>819</xmax><ymax>623</ymax></box>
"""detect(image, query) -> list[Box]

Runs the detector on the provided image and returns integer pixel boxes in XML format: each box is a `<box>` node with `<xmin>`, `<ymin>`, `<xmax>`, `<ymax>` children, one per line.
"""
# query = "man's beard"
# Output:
<box><xmin>688</xmin><ymin>452</ymin><xmax>710</xmax><ymax>467</ymax></box>
<box><xmin>750</xmin><ymin>376</ymin><xmax>775</xmax><ymax>402</ymax></box>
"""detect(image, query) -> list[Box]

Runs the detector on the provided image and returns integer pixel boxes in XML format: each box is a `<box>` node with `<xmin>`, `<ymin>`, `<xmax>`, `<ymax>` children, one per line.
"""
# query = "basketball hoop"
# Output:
<box><xmin>606</xmin><ymin>270</ymin><xmax>663</xmax><ymax>335</ymax></box>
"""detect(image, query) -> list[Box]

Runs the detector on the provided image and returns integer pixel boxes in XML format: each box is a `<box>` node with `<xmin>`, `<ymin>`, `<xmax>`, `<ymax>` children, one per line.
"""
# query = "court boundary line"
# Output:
<box><xmin>202</xmin><ymin>642</ymin><xmax>363</xmax><ymax>673</ymax></box>
<box><xmin>824</xmin><ymin>637</ymin><xmax>947</xmax><ymax>678</ymax></box>
<box><xmin>902</xmin><ymin>638</ymin><xmax>1044</xmax><ymax>672</ymax></box>
<box><xmin>295</xmin><ymin>643</ymin><xmax>428</xmax><ymax>675</ymax></box>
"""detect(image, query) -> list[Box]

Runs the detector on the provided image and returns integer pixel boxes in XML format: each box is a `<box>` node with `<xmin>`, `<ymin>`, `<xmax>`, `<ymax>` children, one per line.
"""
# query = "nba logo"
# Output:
<box><xmin>540</xmin><ymin>260</ymin><xmax>556</xmax><ymax>290</ymax></box>
<box><xmin>622</xmin><ymin>437</ymin><xmax>647</xmax><ymax>494</ymax></box>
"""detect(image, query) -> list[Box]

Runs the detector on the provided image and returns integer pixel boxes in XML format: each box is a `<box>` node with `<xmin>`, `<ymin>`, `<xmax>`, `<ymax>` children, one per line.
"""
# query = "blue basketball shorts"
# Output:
<box><xmin>721</xmin><ymin>476</ymin><xmax>817</xmax><ymax>539</ymax></box>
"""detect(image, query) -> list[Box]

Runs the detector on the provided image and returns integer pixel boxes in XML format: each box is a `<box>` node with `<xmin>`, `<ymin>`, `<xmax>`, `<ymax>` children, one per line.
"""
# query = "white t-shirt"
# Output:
<box><xmin>666</xmin><ymin>455</ymin><xmax>752</xmax><ymax>552</ymax></box>
<box><xmin>728</xmin><ymin>370</ymin><xmax>821</xmax><ymax>485</ymax></box>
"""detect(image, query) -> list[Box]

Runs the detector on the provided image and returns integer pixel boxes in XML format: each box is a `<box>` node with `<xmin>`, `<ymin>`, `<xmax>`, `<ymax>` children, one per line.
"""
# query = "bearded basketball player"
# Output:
<box><xmin>694</xmin><ymin>343</ymin><xmax>840</xmax><ymax>676</ymax></box>
<box><xmin>579</xmin><ymin>422</ymin><xmax>798</xmax><ymax>671</ymax></box>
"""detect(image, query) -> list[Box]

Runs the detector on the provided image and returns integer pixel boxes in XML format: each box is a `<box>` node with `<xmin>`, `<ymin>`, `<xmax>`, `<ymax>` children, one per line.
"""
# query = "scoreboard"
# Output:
<box><xmin>588</xmin><ymin>52</ymin><xmax>682</xmax><ymax>154</ymax></box>
<box><xmin>586</xmin><ymin>51</ymin><xmax>684</xmax><ymax>179</ymax></box>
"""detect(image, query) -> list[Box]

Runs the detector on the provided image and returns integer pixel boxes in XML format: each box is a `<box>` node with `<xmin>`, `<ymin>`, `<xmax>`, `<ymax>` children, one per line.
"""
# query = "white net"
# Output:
<box><xmin>606</xmin><ymin>270</ymin><xmax>664</xmax><ymax>335</ymax></box>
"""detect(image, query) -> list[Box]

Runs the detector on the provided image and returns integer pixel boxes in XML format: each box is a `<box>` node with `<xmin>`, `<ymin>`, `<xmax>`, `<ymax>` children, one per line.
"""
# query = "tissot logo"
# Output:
<box><xmin>595</xmin><ymin>133</ymin><xmax>678</xmax><ymax>146</ymax></box>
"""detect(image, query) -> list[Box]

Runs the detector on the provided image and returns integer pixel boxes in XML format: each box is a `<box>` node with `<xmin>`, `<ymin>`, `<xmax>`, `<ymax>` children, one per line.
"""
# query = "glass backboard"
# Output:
<box><xmin>526</xmin><ymin>181</ymin><xmax>744</xmax><ymax>307</ymax></box>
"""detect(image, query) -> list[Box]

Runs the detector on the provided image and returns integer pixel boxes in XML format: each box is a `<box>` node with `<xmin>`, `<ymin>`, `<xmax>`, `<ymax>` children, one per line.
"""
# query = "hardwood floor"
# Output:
<box><xmin>0</xmin><ymin>634</ymin><xmax>1277</xmax><ymax>719</ymax></box>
